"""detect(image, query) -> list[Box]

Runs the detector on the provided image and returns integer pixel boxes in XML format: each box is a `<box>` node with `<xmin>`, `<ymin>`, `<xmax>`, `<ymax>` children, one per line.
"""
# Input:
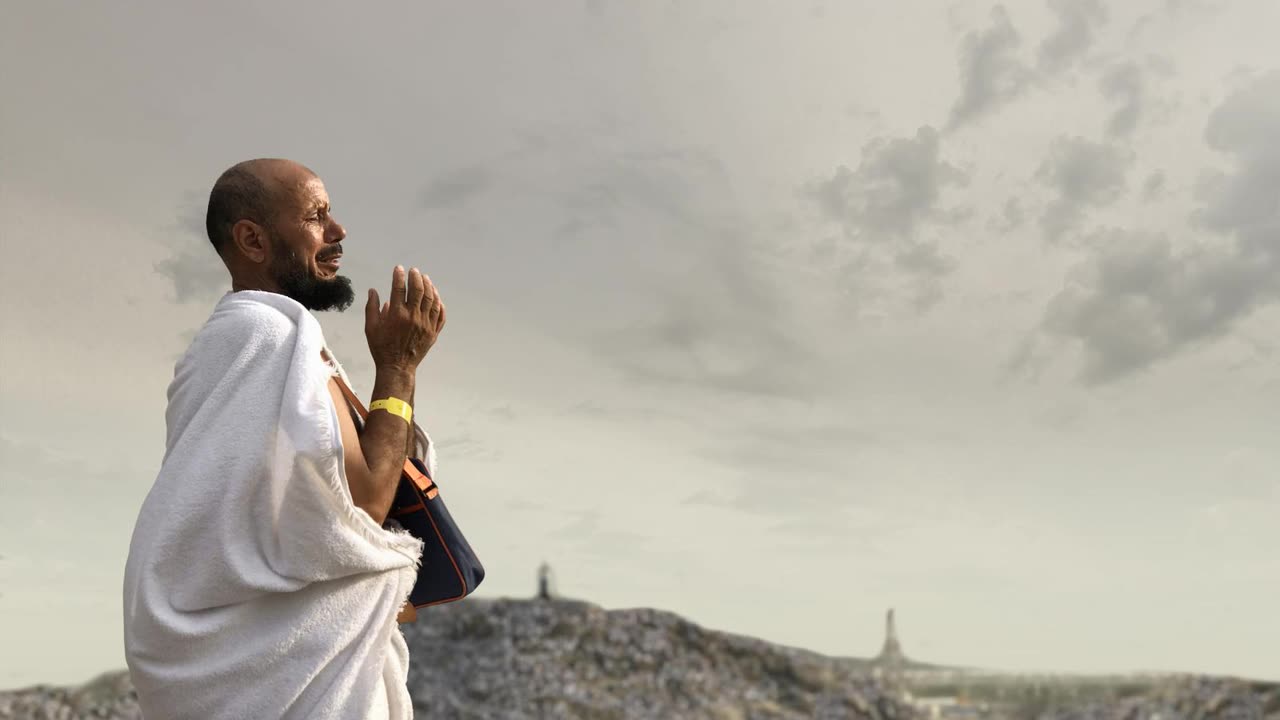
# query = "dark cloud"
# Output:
<box><xmin>1035</xmin><ymin>136</ymin><xmax>1132</xmax><ymax>242</ymax></box>
<box><xmin>1099</xmin><ymin>61</ymin><xmax>1144</xmax><ymax>137</ymax></box>
<box><xmin>1099</xmin><ymin>57</ymin><xmax>1176</xmax><ymax>138</ymax></box>
<box><xmin>1015</xmin><ymin>72</ymin><xmax>1280</xmax><ymax>384</ymax></box>
<box><xmin>1141</xmin><ymin>171</ymin><xmax>1166</xmax><ymax>202</ymax></box>
<box><xmin>1198</xmin><ymin>72</ymin><xmax>1280</xmax><ymax>248</ymax></box>
<box><xmin>413</xmin><ymin>129</ymin><xmax>834</xmax><ymax>402</ymax></box>
<box><xmin>811</xmin><ymin>127</ymin><xmax>967</xmax><ymax>238</ymax></box>
<box><xmin>528</xmin><ymin>147</ymin><xmax>831</xmax><ymax>401</ymax></box>
<box><xmin>422</xmin><ymin>166</ymin><xmax>493</xmax><ymax>210</ymax></box>
<box><xmin>1037</xmin><ymin>229</ymin><xmax>1271</xmax><ymax>385</ymax></box>
<box><xmin>582</xmin><ymin>228</ymin><xmax>823</xmax><ymax>400</ymax></box>
<box><xmin>807</xmin><ymin>126</ymin><xmax>967</xmax><ymax>311</ymax></box>
<box><xmin>1037</xmin><ymin>0</ymin><xmax>1108</xmax><ymax>75</ymax></box>
<box><xmin>153</xmin><ymin>196</ymin><xmax>228</xmax><ymax>304</ymax></box>
<box><xmin>989</xmin><ymin>197</ymin><xmax>1026</xmax><ymax>233</ymax></box>
<box><xmin>948</xmin><ymin>5</ymin><xmax>1034</xmax><ymax>129</ymax></box>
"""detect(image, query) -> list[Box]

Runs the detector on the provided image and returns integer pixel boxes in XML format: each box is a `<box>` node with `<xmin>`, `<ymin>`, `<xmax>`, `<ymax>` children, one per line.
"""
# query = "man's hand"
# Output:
<box><xmin>365</xmin><ymin>265</ymin><xmax>446</xmax><ymax>373</ymax></box>
<box><xmin>344</xmin><ymin>266</ymin><xmax>447</xmax><ymax>524</ymax></box>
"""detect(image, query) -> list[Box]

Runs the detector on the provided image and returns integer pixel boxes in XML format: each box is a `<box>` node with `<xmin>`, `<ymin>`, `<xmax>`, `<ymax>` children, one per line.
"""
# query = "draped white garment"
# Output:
<box><xmin>123</xmin><ymin>290</ymin><xmax>424</xmax><ymax>719</ymax></box>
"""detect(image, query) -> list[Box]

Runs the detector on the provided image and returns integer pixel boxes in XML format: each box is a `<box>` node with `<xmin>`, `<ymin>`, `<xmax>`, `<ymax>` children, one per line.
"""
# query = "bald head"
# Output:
<box><xmin>204</xmin><ymin>158</ymin><xmax>352</xmax><ymax>311</ymax></box>
<box><xmin>205</xmin><ymin>158</ymin><xmax>317</xmax><ymax>255</ymax></box>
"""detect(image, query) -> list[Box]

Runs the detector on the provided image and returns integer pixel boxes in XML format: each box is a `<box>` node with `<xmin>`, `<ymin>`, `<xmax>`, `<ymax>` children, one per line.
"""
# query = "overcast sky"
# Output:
<box><xmin>2</xmin><ymin>0</ymin><xmax>1279</xmax><ymax>688</ymax></box>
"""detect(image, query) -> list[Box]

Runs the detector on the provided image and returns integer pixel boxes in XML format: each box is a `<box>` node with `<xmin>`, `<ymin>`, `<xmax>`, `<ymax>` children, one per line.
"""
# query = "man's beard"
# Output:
<box><xmin>269</xmin><ymin>243</ymin><xmax>355</xmax><ymax>312</ymax></box>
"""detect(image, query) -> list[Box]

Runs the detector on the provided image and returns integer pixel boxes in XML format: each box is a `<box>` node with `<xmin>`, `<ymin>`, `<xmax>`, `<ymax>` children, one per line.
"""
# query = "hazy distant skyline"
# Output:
<box><xmin>2</xmin><ymin>0</ymin><xmax>1278</xmax><ymax>687</ymax></box>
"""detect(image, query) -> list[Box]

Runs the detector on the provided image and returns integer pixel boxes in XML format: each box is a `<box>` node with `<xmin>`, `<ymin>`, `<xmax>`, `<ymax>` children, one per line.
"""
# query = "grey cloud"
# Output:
<box><xmin>1017</xmin><ymin>71</ymin><xmax>1280</xmax><ymax>384</ymax></box>
<box><xmin>1037</xmin><ymin>0</ymin><xmax>1107</xmax><ymax>75</ymax></box>
<box><xmin>895</xmin><ymin>241</ymin><xmax>954</xmax><ymax>277</ymax></box>
<box><xmin>1142</xmin><ymin>171</ymin><xmax>1166</xmax><ymax>201</ymax></box>
<box><xmin>810</xmin><ymin>127</ymin><xmax>966</xmax><ymax>239</ymax></box>
<box><xmin>948</xmin><ymin>5</ymin><xmax>1034</xmax><ymax>129</ymax></box>
<box><xmin>153</xmin><ymin>197</ymin><xmax>228</xmax><ymax>304</ymax></box>
<box><xmin>1036</xmin><ymin>136</ymin><xmax>1132</xmax><ymax>242</ymax></box>
<box><xmin>414</xmin><ymin>131</ymin><xmax>831</xmax><ymax>402</ymax></box>
<box><xmin>422</xmin><ymin>166</ymin><xmax>493</xmax><ymax>210</ymax></box>
<box><xmin>1040</xmin><ymin>230</ymin><xmax>1273</xmax><ymax>385</ymax></box>
<box><xmin>1099</xmin><ymin>61</ymin><xmax>1143</xmax><ymax>137</ymax></box>
<box><xmin>1198</xmin><ymin>71</ymin><xmax>1280</xmax><ymax>249</ymax></box>
<box><xmin>989</xmin><ymin>197</ymin><xmax>1026</xmax><ymax>233</ymax></box>
<box><xmin>895</xmin><ymin>242</ymin><xmax>954</xmax><ymax>311</ymax></box>
<box><xmin>807</xmin><ymin>126</ymin><xmax>967</xmax><ymax>310</ymax></box>
<box><xmin>584</xmin><ymin>231</ymin><xmax>822</xmax><ymax>400</ymax></box>
<box><xmin>1099</xmin><ymin>57</ymin><xmax>1176</xmax><ymax>138</ymax></box>
<box><xmin>542</xmin><ymin>147</ymin><xmax>830</xmax><ymax>401</ymax></box>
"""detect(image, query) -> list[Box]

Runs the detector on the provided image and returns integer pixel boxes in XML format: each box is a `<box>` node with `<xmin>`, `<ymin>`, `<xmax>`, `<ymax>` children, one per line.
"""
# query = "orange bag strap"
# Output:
<box><xmin>323</xmin><ymin>350</ymin><xmax>435</xmax><ymax>494</ymax></box>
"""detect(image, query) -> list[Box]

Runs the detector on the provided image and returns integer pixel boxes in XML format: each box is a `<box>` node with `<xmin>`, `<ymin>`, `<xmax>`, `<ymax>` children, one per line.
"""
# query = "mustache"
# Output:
<box><xmin>317</xmin><ymin>246</ymin><xmax>343</xmax><ymax>261</ymax></box>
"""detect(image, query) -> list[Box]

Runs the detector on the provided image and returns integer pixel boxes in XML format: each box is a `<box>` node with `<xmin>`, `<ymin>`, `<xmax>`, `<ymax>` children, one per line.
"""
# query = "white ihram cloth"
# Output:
<box><xmin>123</xmin><ymin>290</ymin><xmax>429</xmax><ymax>720</ymax></box>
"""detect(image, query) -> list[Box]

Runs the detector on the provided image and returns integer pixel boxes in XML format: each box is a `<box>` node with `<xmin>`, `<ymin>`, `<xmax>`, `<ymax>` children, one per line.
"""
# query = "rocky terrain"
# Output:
<box><xmin>1</xmin><ymin>598</ymin><xmax>1275</xmax><ymax>719</ymax></box>
<box><xmin>0</xmin><ymin>597</ymin><xmax>914</xmax><ymax>720</ymax></box>
<box><xmin>1024</xmin><ymin>676</ymin><xmax>1280</xmax><ymax>720</ymax></box>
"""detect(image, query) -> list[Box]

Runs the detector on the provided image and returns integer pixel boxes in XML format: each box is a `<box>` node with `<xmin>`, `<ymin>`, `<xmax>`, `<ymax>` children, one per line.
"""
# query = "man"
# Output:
<box><xmin>123</xmin><ymin>159</ymin><xmax>445</xmax><ymax>719</ymax></box>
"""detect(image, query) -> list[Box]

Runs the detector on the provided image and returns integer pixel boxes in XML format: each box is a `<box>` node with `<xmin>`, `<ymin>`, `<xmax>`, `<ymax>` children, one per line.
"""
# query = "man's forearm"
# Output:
<box><xmin>404</xmin><ymin>385</ymin><xmax>417</xmax><ymax>459</ymax></box>
<box><xmin>355</xmin><ymin>365</ymin><xmax>416</xmax><ymax>520</ymax></box>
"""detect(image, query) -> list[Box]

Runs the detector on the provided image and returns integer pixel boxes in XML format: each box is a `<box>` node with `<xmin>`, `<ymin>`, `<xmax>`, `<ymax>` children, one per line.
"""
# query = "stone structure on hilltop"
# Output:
<box><xmin>873</xmin><ymin>608</ymin><xmax>907</xmax><ymax>690</ymax></box>
<box><xmin>878</xmin><ymin>609</ymin><xmax>904</xmax><ymax>664</ymax></box>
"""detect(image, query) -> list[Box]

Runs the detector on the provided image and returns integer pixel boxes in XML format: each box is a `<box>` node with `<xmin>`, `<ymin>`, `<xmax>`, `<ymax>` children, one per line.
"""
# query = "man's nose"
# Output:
<box><xmin>328</xmin><ymin>217</ymin><xmax>346</xmax><ymax>242</ymax></box>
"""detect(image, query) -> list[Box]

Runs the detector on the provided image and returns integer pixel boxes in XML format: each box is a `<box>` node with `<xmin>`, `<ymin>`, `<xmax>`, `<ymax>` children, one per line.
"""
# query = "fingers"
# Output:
<box><xmin>407</xmin><ymin>267</ymin><xmax>426</xmax><ymax>308</ymax></box>
<box><xmin>419</xmin><ymin>273</ymin><xmax>437</xmax><ymax>313</ymax></box>
<box><xmin>390</xmin><ymin>265</ymin><xmax>406</xmax><ymax>309</ymax></box>
<box><xmin>391</xmin><ymin>265</ymin><xmax>442</xmax><ymax>330</ymax></box>
<box><xmin>365</xmin><ymin>288</ymin><xmax>379</xmax><ymax>327</ymax></box>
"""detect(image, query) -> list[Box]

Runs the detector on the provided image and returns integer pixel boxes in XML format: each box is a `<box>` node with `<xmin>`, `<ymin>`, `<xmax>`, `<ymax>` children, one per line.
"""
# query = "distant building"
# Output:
<box><xmin>873</xmin><ymin>608</ymin><xmax>907</xmax><ymax>689</ymax></box>
<box><xmin>878</xmin><ymin>609</ymin><xmax>905</xmax><ymax>665</ymax></box>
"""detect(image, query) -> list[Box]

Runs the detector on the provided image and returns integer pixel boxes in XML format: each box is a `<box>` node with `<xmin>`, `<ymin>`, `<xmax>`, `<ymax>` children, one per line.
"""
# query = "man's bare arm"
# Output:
<box><xmin>352</xmin><ymin>264</ymin><xmax>443</xmax><ymax>523</ymax></box>
<box><xmin>403</xmin><ymin>385</ymin><xmax>417</xmax><ymax>459</ymax></box>
<box><xmin>346</xmin><ymin>365</ymin><xmax>416</xmax><ymax>524</ymax></box>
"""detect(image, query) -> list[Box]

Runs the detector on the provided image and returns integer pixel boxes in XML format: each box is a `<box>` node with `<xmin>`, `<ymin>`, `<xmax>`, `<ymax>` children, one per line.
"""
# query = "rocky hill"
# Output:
<box><xmin>3</xmin><ymin>598</ymin><xmax>1275</xmax><ymax>720</ymax></box>
<box><xmin>1027</xmin><ymin>676</ymin><xmax>1280</xmax><ymax>720</ymax></box>
<box><xmin>0</xmin><ymin>597</ymin><xmax>914</xmax><ymax>720</ymax></box>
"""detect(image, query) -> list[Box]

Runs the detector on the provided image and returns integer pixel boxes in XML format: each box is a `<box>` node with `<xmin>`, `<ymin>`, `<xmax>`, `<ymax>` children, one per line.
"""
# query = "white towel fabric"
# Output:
<box><xmin>123</xmin><ymin>290</ymin><xmax>425</xmax><ymax>720</ymax></box>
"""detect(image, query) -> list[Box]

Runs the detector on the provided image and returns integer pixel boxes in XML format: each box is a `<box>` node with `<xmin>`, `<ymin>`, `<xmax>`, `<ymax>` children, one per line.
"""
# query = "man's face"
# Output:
<box><xmin>264</xmin><ymin>177</ymin><xmax>354</xmax><ymax>312</ymax></box>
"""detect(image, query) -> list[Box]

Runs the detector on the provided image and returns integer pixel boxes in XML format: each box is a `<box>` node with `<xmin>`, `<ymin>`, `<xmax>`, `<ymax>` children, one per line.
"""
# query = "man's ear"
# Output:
<box><xmin>231</xmin><ymin>220</ymin><xmax>270</xmax><ymax>264</ymax></box>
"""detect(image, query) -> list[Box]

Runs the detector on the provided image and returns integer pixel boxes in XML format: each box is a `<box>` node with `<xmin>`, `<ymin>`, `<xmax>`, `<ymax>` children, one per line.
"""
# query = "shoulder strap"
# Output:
<box><xmin>323</xmin><ymin>349</ymin><xmax>435</xmax><ymax>492</ymax></box>
<box><xmin>322</xmin><ymin>348</ymin><xmax>371</xmax><ymax>421</ymax></box>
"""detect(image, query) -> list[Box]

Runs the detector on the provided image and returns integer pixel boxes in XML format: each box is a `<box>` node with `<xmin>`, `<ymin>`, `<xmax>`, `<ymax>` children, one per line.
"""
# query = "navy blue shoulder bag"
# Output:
<box><xmin>333</xmin><ymin>372</ymin><xmax>484</xmax><ymax>619</ymax></box>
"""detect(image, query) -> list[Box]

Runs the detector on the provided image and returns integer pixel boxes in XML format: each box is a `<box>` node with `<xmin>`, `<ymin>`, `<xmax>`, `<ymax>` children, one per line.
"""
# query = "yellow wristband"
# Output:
<box><xmin>370</xmin><ymin>397</ymin><xmax>412</xmax><ymax>424</ymax></box>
